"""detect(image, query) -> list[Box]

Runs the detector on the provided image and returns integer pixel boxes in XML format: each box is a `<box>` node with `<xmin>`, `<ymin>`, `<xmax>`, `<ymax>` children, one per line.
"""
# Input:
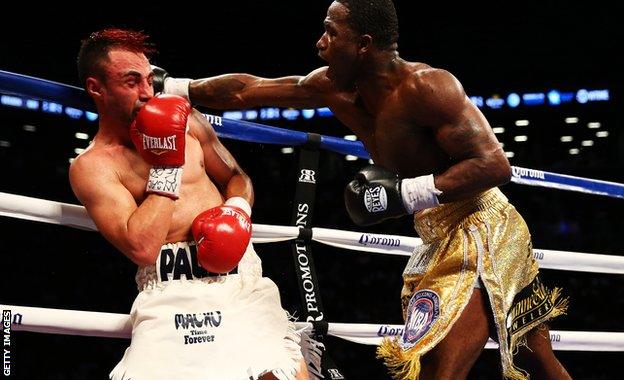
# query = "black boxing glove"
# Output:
<box><xmin>344</xmin><ymin>165</ymin><xmax>442</xmax><ymax>226</ymax></box>
<box><xmin>151</xmin><ymin>65</ymin><xmax>169</xmax><ymax>94</ymax></box>
<box><xmin>151</xmin><ymin>65</ymin><xmax>191</xmax><ymax>101</ymax></box>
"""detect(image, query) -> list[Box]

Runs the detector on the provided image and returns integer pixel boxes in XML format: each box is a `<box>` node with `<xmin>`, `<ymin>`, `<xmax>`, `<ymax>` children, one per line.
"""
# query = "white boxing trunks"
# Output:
<box><xmin>109</xmin><ymin>242</ymin><xmax>302</xmax><ymax>380</ymax></box>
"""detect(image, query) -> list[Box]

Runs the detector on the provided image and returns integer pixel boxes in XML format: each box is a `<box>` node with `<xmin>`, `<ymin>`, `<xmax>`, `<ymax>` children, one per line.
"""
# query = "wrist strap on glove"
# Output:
<box><xmin>147</xmin><ymin>166</ymin><xmax>183</xmax><ymax>199</ymax></box>
<box><xmin>400</xmin><ymin>174</ymin><xmax>442</xmax><ymax>214</ymax></box>
<box><xmin>163</xmin><ymin>78</ymin><xmax>191</xmax><ymax>101</ymax></box>
<box><xmin>224</xmin><ymin>196</ymin><xmax>252</xmax><ymax>216</ymax></box>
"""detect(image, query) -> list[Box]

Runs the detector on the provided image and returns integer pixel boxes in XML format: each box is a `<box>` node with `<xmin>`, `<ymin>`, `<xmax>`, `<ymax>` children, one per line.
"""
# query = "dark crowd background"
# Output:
<box><xmin>1</xmin><ymin>1</ymin><xmax>622</xmax><ymax>379</ymax></box>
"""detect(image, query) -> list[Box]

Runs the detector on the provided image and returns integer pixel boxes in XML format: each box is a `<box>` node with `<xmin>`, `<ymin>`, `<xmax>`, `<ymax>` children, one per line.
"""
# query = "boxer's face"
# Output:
<box><xmin>90</xmin><ymin>49</ymin><xmax>154</xmax><ymax>124</ymax></box>
<box><xmin>317</xmin><ymin>1</ymin><xmax>360</xmax><ymax>91</ymax></box>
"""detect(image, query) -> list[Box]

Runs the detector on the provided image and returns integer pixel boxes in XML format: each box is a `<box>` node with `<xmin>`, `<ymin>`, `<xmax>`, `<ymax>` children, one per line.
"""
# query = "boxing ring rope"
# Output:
<box><xmin>2</xmin><ymin>70</ymin><xmax>624</xmax><ymax>199</ymax></box>
<box><xmin>1</xmin><ymin>69</ymin><xmax>623</xmax><ymax>356</ymax></box>
<box><xmin>3</xmin><ymin>305</ymin><xmax>623</xmax><ymax>352</ymax></box>
<box><xmin>1</xmin><ymin>191</ymin><xmax>623</xmax><ymax>274</ymax></box>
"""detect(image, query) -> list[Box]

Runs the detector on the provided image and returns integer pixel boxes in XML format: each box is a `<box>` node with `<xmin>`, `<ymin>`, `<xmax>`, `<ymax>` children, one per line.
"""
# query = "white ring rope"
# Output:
<box><xmin>1</xmin><ymin>191</ymin><xmax>623</xmax><ymax>274</ymax></box>
<box><xmin>3</xmin><ymin>305</ymin><xmax>622</xmax><ymax>352</ymax></box>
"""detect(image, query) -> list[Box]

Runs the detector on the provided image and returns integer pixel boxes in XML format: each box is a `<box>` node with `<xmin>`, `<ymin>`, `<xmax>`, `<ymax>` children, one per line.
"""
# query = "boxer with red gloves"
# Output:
<box><xmin>131</xmin><ymin>94</ymin><xmax>191</xmax><ymax>199</ymax></box>
<box><xmin>72</xmin><ymin>29</ymin><xmax>310</xmax><ymax>380</ymax></box>
<box><xmin>192</xmin><ymin>197</ymin><xmax>252</xmax><ymax>273</ymax></box>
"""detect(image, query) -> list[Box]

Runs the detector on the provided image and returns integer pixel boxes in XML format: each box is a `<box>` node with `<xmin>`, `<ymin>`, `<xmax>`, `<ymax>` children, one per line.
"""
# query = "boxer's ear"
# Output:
<box><xmin>86</xmin><ymin>77</ymin><xmax>103</xmax><ymax>99</ymax></box>
<box><xmin>358</xmin><ymin>34</ymin><xmax>373</xmax><ymax>54</ymax></box>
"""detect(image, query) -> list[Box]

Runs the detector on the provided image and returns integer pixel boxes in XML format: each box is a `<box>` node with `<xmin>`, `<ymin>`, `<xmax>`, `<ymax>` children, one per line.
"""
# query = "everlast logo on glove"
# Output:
<box><xmin>364</xmin><ymin>186</ymin><xmax>388</xmax><ymax>212</ymax></box>
<box><xmin>141</xmin><ymin>133</ymin><xmax>178</xmax><ymax>154</ymax></box>
<box><xmin>221</xmin><ymin>208</ymin><xmax>251</xmax><ymax>231</ymax></box>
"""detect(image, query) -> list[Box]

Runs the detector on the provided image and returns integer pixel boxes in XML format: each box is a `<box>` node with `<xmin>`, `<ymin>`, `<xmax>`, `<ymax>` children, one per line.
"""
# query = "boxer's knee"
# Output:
<box><xmin>513</xmin><ymin>324</ymin><xmax>571</xmax><ymax>380</ymax></box>
<box><xmin>421</xmin><ymin>349</ymin><xmax>473</xmax><ymax>380</ymax></box>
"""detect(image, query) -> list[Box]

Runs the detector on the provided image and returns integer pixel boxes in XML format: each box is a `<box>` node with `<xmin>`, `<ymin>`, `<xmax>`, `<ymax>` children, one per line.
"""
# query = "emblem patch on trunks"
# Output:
<box><xmin>402</xmin><ymin>289</ymin><xmax>440</xmax><ymax>349</ymax></box>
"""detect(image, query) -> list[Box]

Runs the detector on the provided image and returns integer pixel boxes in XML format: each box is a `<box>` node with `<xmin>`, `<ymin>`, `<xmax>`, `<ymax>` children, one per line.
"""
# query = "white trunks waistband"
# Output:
<box><xmin>135</xmin><ymin>241</ymin><xmax>238</xmax><ymax>291</ymax></box>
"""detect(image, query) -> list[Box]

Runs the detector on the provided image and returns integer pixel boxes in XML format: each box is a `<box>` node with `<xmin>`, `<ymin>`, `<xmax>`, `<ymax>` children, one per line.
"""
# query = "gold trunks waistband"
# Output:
<box><xmin>414</xmin><ymin>187</ymin><xmax>508</xmax><ymax>242</ymax></box>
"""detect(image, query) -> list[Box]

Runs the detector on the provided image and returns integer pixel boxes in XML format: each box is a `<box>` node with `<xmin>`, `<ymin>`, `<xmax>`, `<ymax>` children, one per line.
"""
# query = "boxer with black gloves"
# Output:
<box><xmin>151</xmin><ymin>64</ymin><xmax>190</xmax><ymax>101</ymax></box>
<box><xmin>155</xmin><ymin>1</ymin><xmax>571</xmax><ymax>378</ymax></box>
<box><xmin>344</xmin><ymin>165</ymin><xmax>441</xmax><ymax>226</ymax></box>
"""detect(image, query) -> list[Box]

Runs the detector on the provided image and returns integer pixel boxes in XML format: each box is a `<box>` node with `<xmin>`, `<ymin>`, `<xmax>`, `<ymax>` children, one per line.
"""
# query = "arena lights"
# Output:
<box><xmin>281</xmin><ymin>109</ymin><xmax>300</xmax><ymax>120</ymax></box>
<box><xmin>547</xmin><ymin>90</ymin><xmax>561</xmax><ymax>105</ymax></box>
<box><xmin>280</xmin><ymin>147</ymin><xmax>294</xmax><ymax>154</ymax></box>
<box><xmin>515</xmin><ymin>120</ymin><xmax>530</xmax><ymax>126</ymax></box>
<box><xmin>1</xmin><ymin>95</ymin><xmax>22</xmax><ymax>107</ymax></box>
<box><xmin>316</xmin><ymin>107</ymin><xmax>333</xmax><ymax>117</ymax></box>
<box><xmin>505</xmin><ymin>151</ymin><xmax>515</xmax><ymax>158</ymax></box>
<box><xmin>42</xmin><ymin>101</ymin><xmax>62</xmax><ymax>114</ymax></box>
<box><xmin>345</xmin><ymin>155</ymin><xmax>358</xmax><ymax>161</ymax></box>
<box><xmin>492</xmin><ymin>127</ymin><xmax>505</xmax><ymax>134</ymax></box>
<box><xmin>259</xmin><ymin>107</ymin><xmax>280</xmax><ymax>120</ymax></box>
<box><xmin>0</xmin><ymin>94</ymin><xmax>98</xmax><ymax>121</ymax></box>
<box><xmin>25</xmin><ymin>99</ymin><xmax>39</xmax><ymax>110</ymax></box>
<box><xmin>506</xmin><ymin>93</ymin><xmax>521</xmax><ymax>108</ymax></box>
<box><xmin>244</xmin><ymin>110</ymin><xmax>258</xmax><ymax>120</ymax></box>
<box><xmin>565</xmin><ymin>117</ymin><xmax>579</xmax><ymax>124</ymax></box>
<box><xmin>74</xmin><ymin>132</ymin><xmax>89</xmax><ymax>140</ymax></box>
<box><xmin>596</xmin><ymin>131</ymin><xmax>609</xmax><ymax>138</ymax></box>
<box><xmin>588</xmin><ymin>122</ymin><xmax>601</xmax><ymax>129</ymax></box>
<box><xmin>22</xmin><ymin>124</ymin><xmax>36</xmax><ymax>132</ymax></box>
<box><xmin>560</xmin><ymin>136</ymin><xmax>574</xmax><ymax>142</ymax></box>
<box><xmin>476</xmin><ymin>88</ymin><xmax>609</xmax><ymax>110</ymax></box>
<box><xmin>522</xmin><ymin>92</ymin><xmax>545</xmax><ymax>106</ymax></box>
<box><xmin>546</xmin><ymin>90</ymin><xmax>575</xmax><ymax>106</ymax></box>
<box><xmin>485</xmin><ymin>96</ymin><xmax>504</xmax><ymax>109</ymax></box>
<box><xmin>223</xmin><ymin>110</ymin><xmax>243</xmax><ymax>120</ymax></box>
<box><xmin>581</xmin><ymin>140</ymin><xmax>594</xmax><ymax>147</ymax></box>
<box><xmin>576</xmin><ymin>89</ymin><xmax>609</xmax><ymax>104</ymax></box>
<box><xmin>85</xmin><ymin>111</ymin><xmax>98</xmax><ymax>122</ymax></box>
<box><xmin>469</xmin><ymin>96</ymin><xmax>484</xmax><ymax>108</ymax></box>
<box><xmin>0</xmin><ymin>91</ymin><xmax>99</xmax><ymax>122</ymax></box>
<box><xmin>514</xmin><ymin>135</ymin><xmax>528</xmax><ymax>142</ymax></box>
<box><xmin>73</xmin><ymin>148</ymin><xmax>85</xmax><ymax>155</ymax></box>
<box><xmin>64</xmin><ymin>107</ymin><xmax>83</xmax><ymax>119</ymax></box>
<box><xmin>301</xmin><ymin>109</ymin><xmax>315</xmax><ymax>119</ymax></box>
<box><xmin>569</xmin><ymin>148</ymin><xmax>580</xmax><ymax>155</ymax></box>
<box><xmin>0</xmin><ymin>140</ymin><xmax>10</xmax><ymax>148</ymax></box>
<box><xmin>0</xmin><ymin>89</ymin><xmax>611</xmax><ymax>126</ymax></box>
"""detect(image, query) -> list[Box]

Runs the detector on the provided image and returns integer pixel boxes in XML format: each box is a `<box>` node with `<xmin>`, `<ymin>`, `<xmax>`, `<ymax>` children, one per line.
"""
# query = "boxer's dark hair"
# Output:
<box><xmin>77</xmin><ymin>28</ymin><xmax>156</xmax><ymax>86</ymax></box>
<box><xmin>336</xmin><ymin>0</ymin><xmax>399</xmax><ymax>49</ymax></box>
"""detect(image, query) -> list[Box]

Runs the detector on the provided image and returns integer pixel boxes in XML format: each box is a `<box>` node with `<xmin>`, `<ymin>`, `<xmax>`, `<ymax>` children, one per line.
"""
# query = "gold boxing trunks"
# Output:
<box><xmin>377</xmin><ymin>188</ymin><xmax>568</xmax><ymax>380</ymax></box>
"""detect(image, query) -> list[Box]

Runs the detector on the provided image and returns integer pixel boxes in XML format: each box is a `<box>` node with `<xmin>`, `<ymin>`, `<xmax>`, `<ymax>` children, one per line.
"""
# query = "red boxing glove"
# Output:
<box><xmin>192</xmin><ymin>204</ymin><xmax>252</xmax><ymax>274</ymax></box>
<box><xmin>131</xmin><ymin>94</ymin><xmax>191</xmax><ymax>199</ymax></box>
<box><xmin>131</xmin><ymin>94</ymin><xmax>190</xmax><ymax>167</ymax></box>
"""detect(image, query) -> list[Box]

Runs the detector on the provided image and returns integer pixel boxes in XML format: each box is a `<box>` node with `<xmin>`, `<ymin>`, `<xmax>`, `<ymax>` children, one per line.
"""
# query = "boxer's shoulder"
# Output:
<box><xmin>69</xmin><ymin>142</ymin><xmax>130</xmax><ymax>199</ymax></box>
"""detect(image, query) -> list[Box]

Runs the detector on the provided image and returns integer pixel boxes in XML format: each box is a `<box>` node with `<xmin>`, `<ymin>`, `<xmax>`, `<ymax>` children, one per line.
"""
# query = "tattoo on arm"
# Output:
<box><xmin>212</xmin><ymin>78</ymin><xmax>247</xmax><ymax>99</ymax></box>
<box><xmin>441</xmin><ymin>118</ymin><xmax>487</xmax><ymax>157</ymax></box>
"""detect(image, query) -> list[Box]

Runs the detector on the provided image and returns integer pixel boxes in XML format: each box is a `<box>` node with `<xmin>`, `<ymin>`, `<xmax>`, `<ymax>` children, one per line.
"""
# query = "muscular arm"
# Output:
<box><xmin>188</xmin><ymin>67</ymin><xmax>334</xmax><ymax>109</ymax></box>
<box><xmin>189</xmin><ymin>110</ymin><xmax>254</xmax><ymax>205</ymax></box>
<box><xmin>413</xmin><ymin>70</ymin><xmax>511</xmax><ymax>202</ymax></box>
<box><xmin>69</xmin><ymin>154</ymin><xmax>174</xmax><ymax>266</ymax></box>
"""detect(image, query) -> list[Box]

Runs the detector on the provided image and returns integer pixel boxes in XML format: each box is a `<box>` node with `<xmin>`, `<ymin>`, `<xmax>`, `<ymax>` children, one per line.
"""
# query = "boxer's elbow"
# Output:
<box><xmin>125</xmin><ymin>236</ymin><xmax>160</xmax><ymax>266</ymax></box>
<box><xmin>490</xmin><ymin>154</ymin><xmax>512</xmax><ymax>186</ymax></box>
<box><xmin>500</xmin><ymin>162</ymin><xmax>512</xmax><ymax>184</ymax></box>
<box><xmin>126</xmin><ymin>246</ymin><xmax>159</xmax><ymax>266</ymax></box>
